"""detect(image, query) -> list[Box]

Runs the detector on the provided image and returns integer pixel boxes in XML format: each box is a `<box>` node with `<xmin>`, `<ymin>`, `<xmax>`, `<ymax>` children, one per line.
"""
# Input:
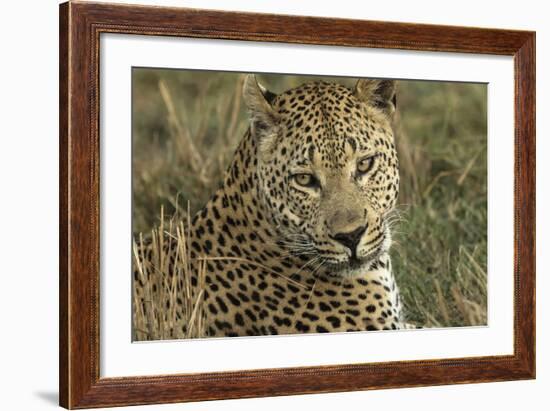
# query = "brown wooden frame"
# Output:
<box><xmin>59</xmin><ymin>1</ymin><xmax>535</xmax><ymax>408</ymax></box>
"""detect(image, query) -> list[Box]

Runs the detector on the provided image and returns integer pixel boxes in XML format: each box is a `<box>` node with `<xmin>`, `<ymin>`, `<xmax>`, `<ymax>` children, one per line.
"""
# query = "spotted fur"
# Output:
<box><xmin>134</xmin><ymin>75</ymin><xmax>408</xmax><ymax>337</ymax></box>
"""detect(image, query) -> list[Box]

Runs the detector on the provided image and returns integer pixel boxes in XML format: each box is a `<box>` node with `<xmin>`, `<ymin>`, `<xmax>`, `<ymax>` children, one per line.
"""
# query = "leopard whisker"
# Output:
<box><xmin>304</xmin><ymin>257</ymin><xmax>327</xmax><ymax>306</ymax></box>
<box><xmin>293</xmin><ymin>255</ymin><xmax>321</xmax><ymax>277</ymax></box>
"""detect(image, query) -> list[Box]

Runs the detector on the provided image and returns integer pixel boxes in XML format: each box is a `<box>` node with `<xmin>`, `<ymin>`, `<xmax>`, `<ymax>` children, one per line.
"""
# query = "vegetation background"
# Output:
<box><xmin>132</xmin><ymin>69</ymin><xmax>487</xmax><ymax>333</ymax></box>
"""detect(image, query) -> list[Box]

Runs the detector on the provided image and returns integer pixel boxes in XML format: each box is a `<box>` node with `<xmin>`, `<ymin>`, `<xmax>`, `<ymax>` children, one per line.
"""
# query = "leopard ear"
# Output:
<box><xmin>243</xmin><ymin>74</ymin><xmax>279</xmax><ymax>137</ymax></box>
<box><xmin>354</xmin><ymin>79</ymin><xmax>397</xmax><ymax>116</ymax></box>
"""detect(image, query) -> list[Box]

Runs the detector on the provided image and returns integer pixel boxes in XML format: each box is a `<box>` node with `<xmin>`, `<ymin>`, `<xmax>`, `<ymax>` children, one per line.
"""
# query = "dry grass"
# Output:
<box><xmin>132</xmin><ymin>208</ymin><xmax>208</xmax><ymax>340</ymax></box>
<box><xmin>132</xmin><ymin>70</ymin><xmax>488</xmax><ymax>338</ymax></box>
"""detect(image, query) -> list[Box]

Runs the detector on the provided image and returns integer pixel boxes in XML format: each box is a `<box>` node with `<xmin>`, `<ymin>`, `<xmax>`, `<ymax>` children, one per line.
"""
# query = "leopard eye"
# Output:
<box><xmin>293</xmin><ymin>173</ymin><xmax>318</xmax><ymax>188</ymax></box>
<box><xmin>357</xmin><ymin>155</ymin><xmax>376</xmax><ymax>175</ymax></box>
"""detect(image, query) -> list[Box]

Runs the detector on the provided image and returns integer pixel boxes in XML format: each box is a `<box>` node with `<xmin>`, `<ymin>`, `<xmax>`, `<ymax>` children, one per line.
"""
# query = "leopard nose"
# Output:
<box><xmin>330</xmin><ymin>225</ymin><xmax>367</xmax><ymax>256</ymax></box>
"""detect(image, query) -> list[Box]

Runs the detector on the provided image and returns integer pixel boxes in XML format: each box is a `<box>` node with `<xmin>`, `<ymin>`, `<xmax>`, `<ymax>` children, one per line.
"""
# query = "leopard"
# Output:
<box><xmin>133</xmin><ymin>75</ymin><xmax>408</xmax><ymax>338</ymax></box>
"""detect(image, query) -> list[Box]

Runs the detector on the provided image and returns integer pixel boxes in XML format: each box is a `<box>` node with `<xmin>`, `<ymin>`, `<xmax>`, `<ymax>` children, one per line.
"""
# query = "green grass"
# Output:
<box><xmin>132</xmin><ymin>69</ymin><xmax>487</xmax><ymax>330</ymax></box>
<box><xmin>392</xmin><ymin>81</ymin><xmax>487</xmax><ymax>327</ymax></box>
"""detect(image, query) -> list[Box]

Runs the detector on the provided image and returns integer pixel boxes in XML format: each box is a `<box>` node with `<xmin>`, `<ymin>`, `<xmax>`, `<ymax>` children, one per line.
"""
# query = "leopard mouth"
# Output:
<box><xmin>337</xmin><ymin>255</ymin><xmax>365</xmax><ymax>270</ymax></box>
<box><xmin>323</xmin><ymin>243</ymin><xmax>384</xmax><ymax>276</ymax></box>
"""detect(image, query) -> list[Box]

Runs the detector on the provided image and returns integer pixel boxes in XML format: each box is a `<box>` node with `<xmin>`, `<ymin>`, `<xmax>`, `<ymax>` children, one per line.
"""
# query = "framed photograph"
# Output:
<box><xmin>59</xmin><ymin>1</ymin><xmax>535</xmax><ymax>408</ymax></box>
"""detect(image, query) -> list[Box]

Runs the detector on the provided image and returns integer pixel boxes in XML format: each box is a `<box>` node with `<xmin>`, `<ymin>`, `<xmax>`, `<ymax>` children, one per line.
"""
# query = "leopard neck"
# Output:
<box><xmin>188</xmin><ymin>128</ymin><xmax>296</xmax><ymax>267</ymax></box>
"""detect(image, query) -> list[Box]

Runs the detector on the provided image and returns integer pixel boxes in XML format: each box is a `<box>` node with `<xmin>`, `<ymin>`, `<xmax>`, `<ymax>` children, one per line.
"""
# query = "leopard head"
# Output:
<box><xmin>243</xmin><ymin>75</ymin><xmax>399</xmax><ymax>277</ymax></box>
